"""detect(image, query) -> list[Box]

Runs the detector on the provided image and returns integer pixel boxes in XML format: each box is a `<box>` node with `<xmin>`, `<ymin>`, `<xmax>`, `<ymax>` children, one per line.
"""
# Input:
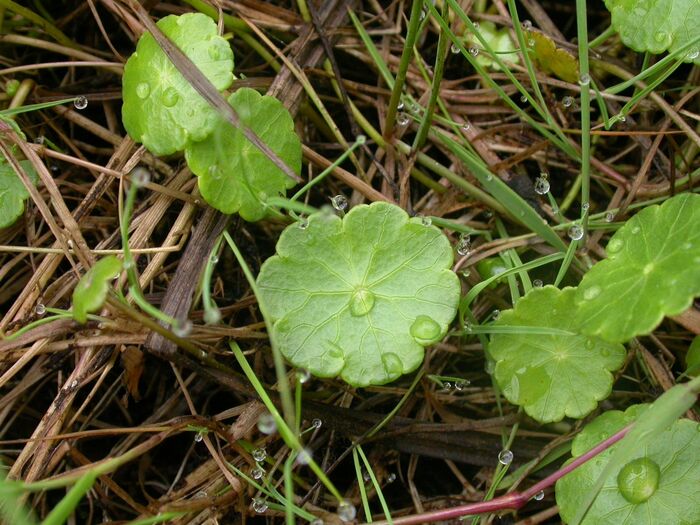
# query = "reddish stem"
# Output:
<box><xmin>364</xmin><ymin>424</ymin><xmax>632</xmax><ymax>525</ymax></box>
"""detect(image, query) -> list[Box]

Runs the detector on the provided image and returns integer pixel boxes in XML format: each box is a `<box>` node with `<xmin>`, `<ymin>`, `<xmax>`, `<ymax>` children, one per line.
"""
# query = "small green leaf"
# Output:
<box><xmin>122</xmin><ymin>13</ymin><xmax>234</xmax><ymax>155</ymax></box>
<box><xmin>575</xmin><ymin>193</ymin><xmax>700</xmax><ymax>343</ymax></box>
<box><xmin>0</xmin><ymin>158</ymin><xmax>37</xmax><ymax>228</ymax></box>
<box><xmin>465</xmin><ymin>21</ymin><xmax>519</xmax><ymax>70</ymax></box>
<box><xmin>488</xmin><ymin>286</ymin><xmax>625</xmax><ymax>423</ymax></box>
<box><xmin>185</xmin><ymin>88</ymin><xmax>301</xmax><ymax>221</ymax></box>
<box><xmin>555</xmin><ymin>405</ymin><xmax>700</xmax><ymax>525</ymax></box>
<box><xmin>525</xmin><ymin>30</ymin><xmax>579</xmax><ymax>83</ymax></box>
<box><xmin>72</xmin><ymin>256</ymin><xmax>123</xmax><ymax>323</ymax></box>
<box><xmin>686</xmin><ymin>336</ymin><xmax>700</xmax><ymax>377</ymax></box>
<box><xmin>256</xmin><ymin>202</ymin><xmax>461</xmax><ymax>387</ymax></box>
<box><xmin>604</xmin><ymin>0</ymin><xmax>700</xmax><ymax>64</ymax></box>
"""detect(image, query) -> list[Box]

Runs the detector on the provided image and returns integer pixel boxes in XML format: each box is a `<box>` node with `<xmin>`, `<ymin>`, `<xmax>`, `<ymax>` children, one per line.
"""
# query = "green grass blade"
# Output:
<box><xmin>40</xmin><ymin>471</ymin><xmax>97</xmax><ymax>525</ymax></box>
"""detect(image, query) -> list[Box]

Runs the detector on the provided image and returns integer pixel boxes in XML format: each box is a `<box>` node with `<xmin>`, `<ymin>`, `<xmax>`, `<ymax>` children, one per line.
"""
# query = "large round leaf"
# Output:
<box><xmin>489</xmin><ymin>286</ymin><xmax>625</xmax><ymax>423</ymax></box>
<box><xmin>122</xmin><ymin>13</ymin><xmax>234</xmax><ymax>155</ymax></box>
<box><xmin>605</xmin><ymin>0</ymin><xmax>700</xmax><ymax>64</ymax></box>
<box><xmin>574</xmin><ymin>193</ymin><xmax>700</xmax><ymax>343</ymax></box>
<box><xmin>556</xmin><ymin>405</ymin><xmax>700</xmax><ymax>525</ymax></box>
<box><xmin>256</xmin><ymin>202</ymin><xmax>461</xmax><ymax>387</ymax></box>
<box><xmin>185</xmin><ymin>88</ymin><xmax>300</xmax><ymax>221</ymax></box>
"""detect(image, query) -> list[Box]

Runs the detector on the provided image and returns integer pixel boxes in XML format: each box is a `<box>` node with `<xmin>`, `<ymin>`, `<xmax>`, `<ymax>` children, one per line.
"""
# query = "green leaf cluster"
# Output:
<box><xmin>604</xmin><ymin>0</ymin><xmax>700</xmax><ymax>65</ymax></box>
<box><xmin>72</xmin><ymin>256</ymin><xmax>123</xmax><ymax>323</ymax></box>
<box><xmin>121</xmin><ymin>13</ymin><xmax>301</xmax><ymax>220</ymax></box>
<box><xmin>256</xmin><ymin>202</ymin><xmax>461</xmax><ymax>387</ymax></box>
<box><xmin>555</xmin><ymin>405</ymin><xmax>700</xmax><ymax>524</ymax></box>
<box><xmin>0</xmin><ymin>157</ymin><xmax>37</xmax><ymax>228</ymax></box>
<box><xmin>489</xmin><ymin>193</ymin><xmax>700</xmax><ymax>422</ymax></box>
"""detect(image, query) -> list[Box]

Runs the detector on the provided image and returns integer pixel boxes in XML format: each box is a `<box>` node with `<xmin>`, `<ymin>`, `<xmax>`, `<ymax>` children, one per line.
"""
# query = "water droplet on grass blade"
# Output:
<box><xmin>498</xmin><ymin>449</ymin><xmax>513</xmax><ymax>465</ymax></box>
<box><xmin>568</xmin><ymin>224</ymin><xmax>584</xmax><ymax>240</ymax></box>
<box><xmin>688</xmin><ymin>49</ymin><xmax>700</xmax><ymax>60</ymax></box>
<box><xmin>534</xmin><ymin>490</ymin><xmax>544</xmax><ymax>500</ymax></box>
<box><xmin>312</xmin><ymin>418</ymin><xmax>322</xmax><ymax>429</ymax></box>
<box><xmin>194</xmin><ymin>432</ymin><xmax>204</xmax><ymax>442</ymax></box>
<box><xmin>311</xmin><ymin>520</ymin><xmax>324</xmax><ymax>525</ymax></box>
<box><xmin>337</xmin><ymin>501</ymin><xmax>356</xmax><ymax>522</ymax></box>
<box><xmin>74</xmin><ymin>96</ymin><xmax>88</xmax><ymax>110</ymax></box>
<box><xmin>605</xmin><ymin>211</ymin><xmax>615</xmax><ymax>222</ymax></box>
<box><xmin>173</xmin><ymin>319</ymin><xmax>192</xmax><ymax>337</ymax></box>
<box><xmin>203</xmin><ymin>307</ymin><xmax>221</xmax><ymax>325</ymax></box>
<box><xmin>562</xmin><ymin>96</ymin><xmax>574</xmax><ymax>107</ymax></box>
<box><xmin>297</xmin><ymin>368</ymin><xmax>311</xmax><ymax>383</ymax></box>
<box><xmin>462</xmin><ymin>121</ymin><xmax>471</xmax><ymax>131</ymax></box>
<box><xmin>130</xmin><ymin>167</ymin><xmax>150</xmax><ymax>187</ymax></box>
<box><xmin>456</xmin><ymin>233</ymin><xmax>471</xmax><ymax>256</ymax></box>
<box><xmin>451</xmin><ymin>42</ymin><xmax>460</xmax><ymax>54</ymax></box>
<box><xmin>469</xmin><ymin>46</ymin><xmax>479</xmax><ymax>56</ymax></box>
<box><xmin>331</xmin><ymin>194</ymin><xmax>348</xmax><ymax>211</ymax></box>
<box><xmin>387</xmin><ymin>472</ymin><xmax>396</xmax><ymax>483</ymax></box>
<box><xmin>533</xmin><ymin>279</ymin><xmax>543</xmax><ymax>288</ymax></box>
<box><xmin>297</xmin><ymin>447</ymin><xmax>312</xmax><ymax>465</ymax></box>
<box><xmin>396</xmin><ymin>112</ymin><xmax>410</xmax><ymax>126</ymax></box>
<box><xmin>252</xmin><ymin>448</ymin><xmax>267</xmax><ymax>462</ymax></box>
<box><xmin>492</xmin><ymin>309</ymin><xmax>501</xmax><ymax>320</ymax></box>
<box><xmin>35</xmin><ymin>303</ymin><xmax>46</xmax><ymax>316</ymax></box>
<box><xmin>578</xmin><ymin>73</ymin><xmax>590</xmax><ymax>85</ymax></box>
<box><xmin>251</xmin><ymin>466</ymin><xmax>264</xmax><ymax>480</ymax></box>
<box><xmin>257</xmin><ymin>413</ymin><xmax>277</xmax><ymax>435</ymax></box>
<box><xmin>252</xmin><ymin>498</ymin><xmax>268</xmax><ymax>513</ymax></box>
<box><xmin>534</xmin><ymin>174</ymin><xmax>550</xmax><ymax>195</ymax></box>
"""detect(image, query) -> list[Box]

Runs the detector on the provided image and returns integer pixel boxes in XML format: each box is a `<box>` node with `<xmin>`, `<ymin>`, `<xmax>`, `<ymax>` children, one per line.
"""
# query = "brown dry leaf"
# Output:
<box><xmin>121</xmin><ymin>345</ymin><xmax>144</xmax><ymax>401</ymax></box>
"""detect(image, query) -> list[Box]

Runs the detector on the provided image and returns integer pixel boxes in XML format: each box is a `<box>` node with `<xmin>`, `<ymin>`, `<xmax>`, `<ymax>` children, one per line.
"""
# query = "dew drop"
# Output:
<box><xmin>456</xmin><ymin>233</ymin><xmax>471</xmax><ymax>256</ymax></box>
<box><xmin>162</xmin><ymin>87</ymin><xmax>179</xmax><ymax>107</ymax></box>
<box><xmin>173</xmin><ymin>319</ymin><xmax>192</xmax><ymax>337</ymax></box>
<box><xmin>194</xmin><ymin>432</ymin><xmax>204</xmax><ymax>442</ymax></box>
<box><xmin>363</xmin><ymin>470</ymin><xmax>371</xmax><ymax>482</ymax></box>
<box><xmin>203</xmin><ymin>307</ymin><xmax>221</xmax><ymax>325</ymax></box>
<box><xmin>136</xmin><ymin>82</ymin><xmax>150</xmax><ymax>99</ymax></box>
<box><xmin>568</xmin><ymin>224</ymin><xmax>584</xmax><ymax>241</ymax></box>
<box><xmin>534</xmin><ymin>490</ymin><xmax>544</xmax><ymax>501</ymax></box>
<box><xmin>492</xmin><ymin>309</ymin><xmax>501</xmax><ymax>321</ymax></box>
<box><xmin>252</xmin><ymin>498</ymin><xmax>268</xmax><ymax>513</ymax></box>
<box><xmin>297</xmin><ymin>368</ymin><xmax>311</xmax><ymax>383</ymax></box>
<box><xmin>73</xmin><ymin>96</ymin><xmax>88</xmax><ymax>110</ymax></box>
<box><xmin>251</xmin><ymin>466</ymin><xmax>265</xmax><ymax>480</ymax></box>
<box><xmin>469</xmin><ymin>46</ymin><xmax>479</xmax><ymax>57</ymax></box>
<box><xmin>297</xmin><ymin>447</ymin><xmax>313</xmax><ymax>465</ymax></box>
<box><xmin>631</xmin><ymin>225</ymin><xmax>640</xmax><ymax>234</ymax></box>
<box><xmin>653</xmin><ymin>30</ymin><xmax>667</xmax><ymax>43</ymax></box>
<box><xmin>463</xmin><ymin>321</ymin><xmax>473</xmax><ymax>333</ymax></box>
<box><xmin>455</xmin><ymin>379</ymin><xmax>470</xmax><ymax>390</ymax></box>
<box><xmin>583</xmin><ymin>285</ymin><xmax>601</xmax><ymax>301</ymax></box>
<box><xmin>578</xmin><ymin>73</ymin><xmax>591</xmax><ymax>86</ymax></box>
<box><xmin>605</xmin><ymin>211</ymin><xmax>615</xmax><ymax>222</ymax></box>
<box><xmin>311</xmin><ymin>520</ymin><xmax>324</xmax><ymax>525</ymax></box>
<box><xmin>331</xmin><ymin>194</ymin><xmax>348</xmax><ymax>211</ymax></box>
<box><xmin>70</xmin><ymin>379</ymin><xmax>78</xmax><ymax>389</ymax></box>
<box><xmin>196</xmin><ymin>490</ymin><xmax>207</xmax><ymax>498</ymax></box>
<box><xmin>35</xmin><ymin>303</ymin><xmax>46</xmax><ymax>316</ymax></box>
<box><xmin>520</xmin><ymin>94</ymin><xmax>528</xmax><ymax>102</ymax></box>
<box><xmin>522</xmin><ymin>20</ymin><xmax>533</xmax><ymax>30</ymax></box>
<box><xmin>130</xmin><ymin>167</ymin><xmax>150</xmax><ymax>187</ymax></box>
<box><xmin>298</xmin><ymin>217</ymin><xmax>309</xmax><ymax>230</ymax></box>
<box><xmin>617</xmin><ymin>457</ymin><xmax>660</xmax><ymax>504</ymax></box>
<box><xmin>498</xmin><ymin>449</ymin><xmax>513</xmax><ymax>465</ymax></box>
<box><xmin>210</xmin><ymin>254</ymin><xmax>219</xmax><ymax>264</ymax></box>
<box><xmin>410</xmin><ymin>315</ymin><xmax>442</xmax><ymax>345</ymax></box>
<box><xmin>420</xmin><ymin>215</ymin><xmax>432</xmax><ymax>226</ymax></box>
<box><xmin>451</xmin><ymin>42</ymin><xmax>460</xmax><ymax>54</ymax></box>
<box><xmin>607</xmin><ymin>237</ymin><xmax>624</xmax><ymax>254</ymax></box>
<box><xmin>397</xmin><ymin>101</ymin><xmax>405</xmax><ymax>111</ymax></box>
<box><xmin>34</xmin><ymin>135</ymin><xmax>45</xmax><ymax>145</ymax></box>
<box><xmin>312</xmin><ymin>418</ymin><xmax>322</xmax><ymax>429</ymax></box>
<box><xmin>443</xmin><ymin>381</ymin><xmax>452</xmax><ymax>391</ymax></box>
<box><xmin>257</xmin><ymin>413</ymin><xmax>277</xmax><ymax>435</ymax></box>
<box><xmin>462</xmin><ymin>121</ymin><xmax>471</xmax><ymax>132</ymax></box>
<box><xmin>349</xmin><ymin>288</ymin><xmax>375</xmax><ymax>316</ymax></box>
<box><xmin>618</xmin><ymin>114</ymin><xmax>627</xmax><ymax>123</ymax></box>
<box><xmin>381</xmin><ymin>352</ymin><xmax>403</xmax><ymax>376</ymax></box>
<box><xmin>387</xmin><ymin>472</ymin><xmax>396</xmax><ymax>483</ymax></box>
<box><xmin>337</xmin><ymin>501</ymin><xmax>356</xmax><ymax>522</ymax></box>
<box><xmin>461</xmin><ymin>269</ymin><xmax>471</xmax><ymax>279</ymax></box>
<box><xmin>562</xmin><ymin>96</ymin><xmax>574</xmax><ymax>108</ymax></box>
<box><xmin>688</xmin><ymin>49</ymin><xmax>700</xmax><ymax>60</ymax></box>
<box><xmin>252</xmin><ymin>448</ymin><xmax>266</xmax><ymax>462</ymax></box>
<box><xmin>396</xmin><ymin>112</ymin><xmax>410</xmax><ymax>127</ymax></box>
<box><xmin>534</xmin><ymin>174</ymin><xmax>550</xmax><ymax>195</ymax></box>
<box><xmin>533</xmin><ymin>279</ymin><xmax>543</xmax><ymax>288</ymax></box>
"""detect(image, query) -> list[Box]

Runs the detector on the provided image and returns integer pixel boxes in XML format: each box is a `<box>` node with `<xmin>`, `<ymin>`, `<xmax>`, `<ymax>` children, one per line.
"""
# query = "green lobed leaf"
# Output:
<box><xmin>122</xmin><ymin>13</ymin><xmax>234</xmax><ymax>156</ymax></box>
<box><xmin>604</xmin><ymin>0</ymin><xmax>700</xmax><ymax>64</ymax></box>
<box><xmin>574</xmin><ymin>193</ymin><xmax>700</xmax><ymax>343</ymax></box>
<box><xmin>0</xmin><ymin>158</ymin><xmax>37</xmax><ymax>228</ymax></box>
<box><xmin>489</xmin><ymin>286</ymin><xmax>625</xmax><ymax>423</ymax></box>
<box><xmin>525</xmin><ymin>30</ymin><xmax>579</xmax><ymax>83</ymax></box>
<box><xmin>72</xmin><ymin>256</ymin><xmax>123</xmax><ymax>323</ymax></box>
<box><xmin>185</xmin><ymin>87</ymin><xmax>301</xmax><ymax>221</ymax></box>
<box><xmin>555</xmin><ymin>405</ymin><xmax>700</xmax><ymax>525</ymax></box>
<box><xmin>256</xmin><ymin>202</ymin><xmax>461</xmax><ymax>387</ymax></box>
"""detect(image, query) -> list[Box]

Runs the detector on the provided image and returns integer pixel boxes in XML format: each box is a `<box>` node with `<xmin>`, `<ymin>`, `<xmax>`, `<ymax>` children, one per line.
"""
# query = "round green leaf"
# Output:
<box><xmin>605</xmin><ymin>0</ymin><xmax>700</xmax><ymax>64</ymax></box>
<box><xmin>122</xmin><ymin>13</ymin><xmax>234</xmax><ymax>156</ymax></box>
<box><xmin>256</xmin><ymin>202</ymin><xmax>461</xmax><ymax>387</ymax></box>
<box><xmin>185</xmin><ymin>88</ymin><xmax>301</xmax><ymax>221</ymax></box>
<box><xmin>0</xmin><ymin>158</ymin><xmax>37</xmax><ymax>228</ymax></box>
<box><xmin>489</xmin><ymin>286</ymin><xmax>625</xmax><ymax>423</ymax></box>
<box><xmin>575</xmin><ymin>193</ymin><xmax>700</xmax><ymax>343</ymax></box>
<box><xmin>72</xmin><ymin>256</ymin><xmax>123</xmax><ymax>324</ymax></box>
<box><xmin>556</xmin><ymin>405</ymin><xmax>700</xmax><ymax>525</ymax></box>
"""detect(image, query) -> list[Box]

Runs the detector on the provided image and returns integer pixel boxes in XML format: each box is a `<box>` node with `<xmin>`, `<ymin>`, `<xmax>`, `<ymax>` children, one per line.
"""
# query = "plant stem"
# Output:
<box><xmin>575</xmin><ymin>0</ymin><xmax>591</xmax><ymax>234</ymax></box>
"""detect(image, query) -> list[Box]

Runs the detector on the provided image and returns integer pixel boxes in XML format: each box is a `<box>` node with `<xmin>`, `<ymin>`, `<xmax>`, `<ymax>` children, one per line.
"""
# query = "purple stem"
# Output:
<box><xmin>364</xmin><ymin>424</ymin><xmax>632</xmax><ymax>525</ymax></box>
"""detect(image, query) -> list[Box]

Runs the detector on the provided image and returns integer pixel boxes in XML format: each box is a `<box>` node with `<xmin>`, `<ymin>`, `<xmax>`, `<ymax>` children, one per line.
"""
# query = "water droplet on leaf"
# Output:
<box><xmin>381</xmin><ymin>352</ymin><xmax>403</xmax><ymax>376</ymax></box>
<box><xmin>297</xmin><ymin>368</ymin><xmax>311</xmax><ymax>383</ymax></box>
<box><xmin>492</xmin><ymin>309</ymin><xmax>501</xmax><ymax>320</ymax></box>
<box><xmin>534</xmin><ymin>490</ymin><xmax>544</xmax><ymax>501</ymax></box>
<box><xmin>252</xmin><ymin>448</ymin><xmax>266</xmax><ymax>462</ymax></box>
<box><xmin>469</xmin><ymin>46</ymin><xmax>479</xmax><ymax>56</ymax></box>
<box><xmin>498</xmin><ymin>449</ymin><xmax>513</xmax><ymax>465</ymax></box>
<box><xmin>688</xmin><ymin>49</ymin><xmax>700</xmax><ymax>60</ymax></box>
<box><xmin>337</xmin><ymin>501</ymin><xmax>356</xmax><ymax>522</ymax></box>
<box><xmin>583</xmin><ymin>285</ymin><xmax>601</xmax><ymax>300</ymax></box>
<box><xmin>252</xmin><ymin>498</ymin><xmax>268</xmax><ymax>513</ymax></box>
<box><xmin>349</xmin><ymin>288</ymin><xmax>375</xmax><ymax>316</ymax></box>
<box><xmin>568</xmin><ymin>224</ymin><xmax>584</xmax><ymax>240</ymax></box>
<box><xmin>136</xmin><ymin>82</ymin><xmax>150</xmax><ymax>99</ymax></box>
<box><xmin>617</xmin><ymin>457</ymin><xmax>660</xmax><ymax>504</ymax></box>
<box><xmin>298</xmin><ymin>217</ymin><xmax>309</xmax><ymax>230</ymax></box>
<box><xmin>162</xmin><ymin>87</ymin><xmax>179</xmax><ymax>107</ymax></box>
<box><xmin>331</xmin><ymin>194</ymin><xmax>348</xmax><ymax>211</ymax></box>
<box><xmin>74</xmin><ymin>96</ymin><xmax>88</xmax><ymax>110</ymax></box>
<box><xmin>607</xmin><ymin>238</ymin><xmax>623</xmax><ymax>254</ymax></box>
<box><xmin>410</xmin><ymin>315</ymin><xmax>442</xmax><ymax>345</ymax></box>
<box><xmin>35</xmin><ymin>303</ymin><xmax>46</xmax><ymax>316</ymax></box>
<box><xmin>208</xmin><ymin>46</ymin><xmax>221</xmax><ymax>60</ymax></box>
<box><xmin>533</xmin><ymin>279</ymin><xmax>543</xmax><ymax>288</ymax></box>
